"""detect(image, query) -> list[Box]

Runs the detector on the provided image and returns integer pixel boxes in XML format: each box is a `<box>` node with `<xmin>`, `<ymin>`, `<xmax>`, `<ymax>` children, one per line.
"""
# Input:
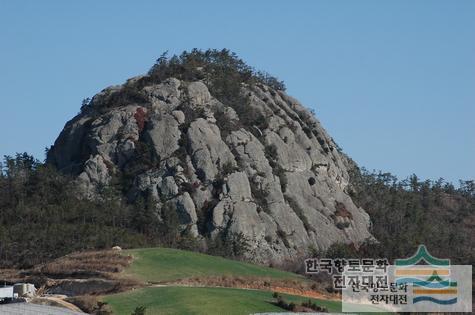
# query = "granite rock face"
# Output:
<box><xmin>48</xmin><ymin>76</ymin><xmax>373</xmax><ymax>264</ymax></box>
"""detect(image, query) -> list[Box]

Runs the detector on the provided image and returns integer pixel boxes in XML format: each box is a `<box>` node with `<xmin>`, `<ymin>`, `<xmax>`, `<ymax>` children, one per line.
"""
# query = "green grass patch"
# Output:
<box><xmin>104</xmin><ymin>286</ymin><xmax>341</xmax><ymax>315</ymax></box>
<box><xmin>123</xmin><ymin>247</ymin><xmax>303</xmax><ymax>283</ymax></box>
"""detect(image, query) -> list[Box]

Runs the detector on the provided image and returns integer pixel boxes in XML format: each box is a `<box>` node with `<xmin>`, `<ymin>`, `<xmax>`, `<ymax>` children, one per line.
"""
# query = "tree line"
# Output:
<box><xmin>0</xmin><ymin>153</ymin><xmax>251</xmax><ymax>268</ymax></box>
<box><xmin>327</xmin><ymin>167</ymin><xmax>474</xmax><ymax>265</ymax></box>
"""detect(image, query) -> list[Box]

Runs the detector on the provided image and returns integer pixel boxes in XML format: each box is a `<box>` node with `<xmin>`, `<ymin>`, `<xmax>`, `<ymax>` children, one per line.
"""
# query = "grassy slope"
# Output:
<box><xmin>104</xmin><ymin>286</ymin><xmax>341</xmax><ymax>315</ymax></box>
<box><xmin>124</xmin><ymin>247</ymin><xmax>303</xmax><ymax>283</ymax></box>
<box><xmin>106</xmin><ymin>248</ymin><xmax>342</xmax><ymax>315</ymax></box>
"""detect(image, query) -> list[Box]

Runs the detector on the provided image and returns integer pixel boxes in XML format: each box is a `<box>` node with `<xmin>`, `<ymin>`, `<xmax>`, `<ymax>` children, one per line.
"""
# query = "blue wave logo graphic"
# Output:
<box><xmin>396</xmin><ymin>278</ymin><xmax>455</xmax><ymax>288</ymax></box>
<box><xmin>413</xmin><ymin>296</ymin><xmax>457</xmax><ymax>305</ymax></box>
<box><xmin>394</xmin><ymin>246</ymin><xmax>459</xmax><ymax>308</ymax></box>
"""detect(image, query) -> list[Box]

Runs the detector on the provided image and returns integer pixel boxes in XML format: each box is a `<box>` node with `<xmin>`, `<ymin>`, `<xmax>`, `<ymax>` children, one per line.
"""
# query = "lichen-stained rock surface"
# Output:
<box><xmin>48</xmin><ymin>72</ymin><xmax>373</xmax><ymax>264</ymax></box>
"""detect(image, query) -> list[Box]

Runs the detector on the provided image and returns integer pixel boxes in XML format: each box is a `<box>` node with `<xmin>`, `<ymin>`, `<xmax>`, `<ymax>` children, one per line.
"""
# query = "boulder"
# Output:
<box><xmin>187</xmin><ymin>81</ymin><xmax>211</xmax><ymax>105</ymax></box>
<box><xmin>187</xmin><ymin>118</ymin><xmax>235</xmax><ymax>181</ymax></box>
<box><xmin>145</xmin><ymin>113</ymin><xmax>181</xmax><ymax>160</ymax></box>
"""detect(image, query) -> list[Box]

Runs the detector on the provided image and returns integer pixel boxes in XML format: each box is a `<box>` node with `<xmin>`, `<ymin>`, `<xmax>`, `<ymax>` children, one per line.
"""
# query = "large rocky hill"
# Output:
<box><xmin>47</xmin><ymin>50</ymin><xmax>372</xmax><ymax>264</ymax></box>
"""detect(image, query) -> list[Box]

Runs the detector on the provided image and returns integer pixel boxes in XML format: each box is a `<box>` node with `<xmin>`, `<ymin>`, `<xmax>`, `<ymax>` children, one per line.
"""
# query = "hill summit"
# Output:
<box><xmin>47</xmin><ymin>49</ymin><xmax>372</xmax><ymax>263</ymax></box>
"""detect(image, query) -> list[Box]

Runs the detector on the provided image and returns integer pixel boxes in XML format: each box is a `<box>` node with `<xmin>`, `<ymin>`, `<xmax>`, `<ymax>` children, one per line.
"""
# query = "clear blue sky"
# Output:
<box><xmin>1</xmin><ymin>0</ymin><xmax>474</xmax><ymax>183</ymax></box>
